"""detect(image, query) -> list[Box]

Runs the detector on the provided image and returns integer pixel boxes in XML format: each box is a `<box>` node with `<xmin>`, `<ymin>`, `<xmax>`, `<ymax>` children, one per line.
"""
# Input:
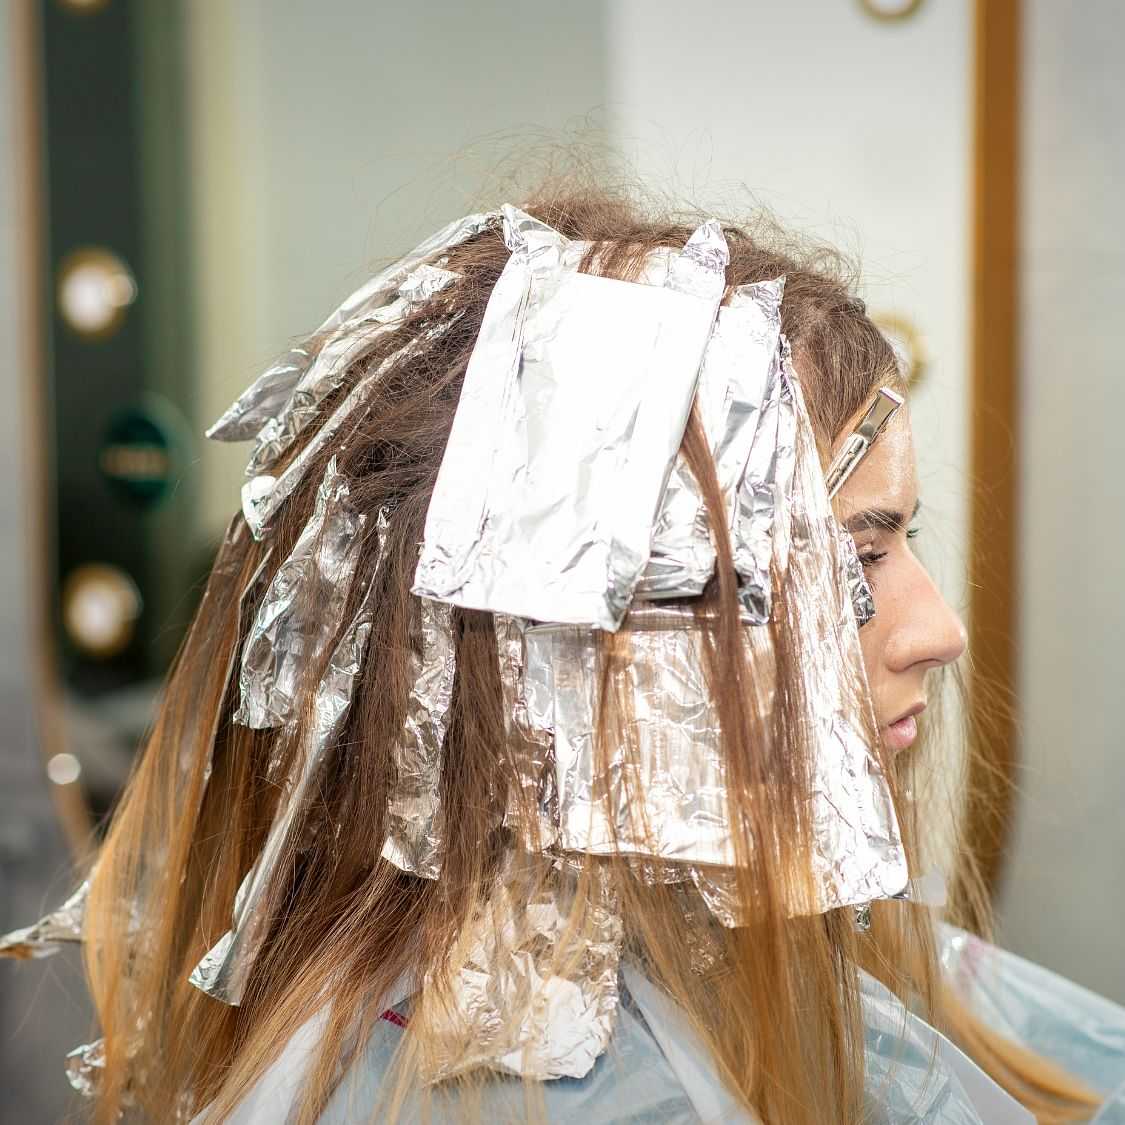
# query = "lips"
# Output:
<box><xmin>882</xmin><ymin>702</ymin><xmax>925</xmax><ymax>753</ymax></box>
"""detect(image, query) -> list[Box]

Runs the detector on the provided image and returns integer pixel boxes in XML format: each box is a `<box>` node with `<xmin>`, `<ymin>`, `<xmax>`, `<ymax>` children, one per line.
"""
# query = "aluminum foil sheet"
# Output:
<box><xmin>234</xmin><ymin>457</ymin><xmax>366</xmax><ymax>729</ymax></box>
<box><xmin>190</xmin><ymin>559</ymin><xmax>381</xmax><ymax>1005</ymax></box>
<box><xmin>638</xmin><ymin>278</ymin><xmax>784</xmax><ymax>600</ymax></box>
<box><xmin>527</xmin><ymin>612</ymin><xmax>736</xmax><ymax>867</ymax></box>
<box><xmin>244</xmin><ymin>265</ymin><xmax>457</xmax><ymax>478</ymax></box>
<box><xmin>206</xmin><ymin>212</ymin><xmax>497</xmax><ymax>443</ymax></box>
<box><xmin>380</xmin><ymin>598</ymin><xmax>457</xmax><ymax>880</ymax></box>
<box><xmin>0</xmin><ymin>879</ymin><xmax>88</xmax><ymax>960</ymax></box>
<box><xmin>730</xmin><ymin>339</ymin><xmax>795</xmax><ymax>622</ymax></box>
<box><xmin>65</xmin><ymin>1037</ymin><xmax>106</xmax><ymax>1099</ymax></box>
<box><xmin>494</xmin><ymin>614</ymin><xmax>558</xmax><ymax>851</ymax></box>
<box><xmin>689</xmin><ymin>868</ymin><xmax>744</xmax><ymax>930</ymax></box>
<box><xmin>413</xmin><ymin>207</ymin><xmax>725</xmax><ymax>630</ymax></box>
<box><xmin>837</xmin><ymin>520</ymin><xmax>876</xmax><ymax>628</ymax></box>
<box><xmin>422</xmin><ymin>854</ymin><xmax>622</xmax><ymax>1083</ymax></box>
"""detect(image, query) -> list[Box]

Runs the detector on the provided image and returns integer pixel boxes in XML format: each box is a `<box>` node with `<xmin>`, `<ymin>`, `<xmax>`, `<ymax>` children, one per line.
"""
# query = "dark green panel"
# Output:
<box><xmin>42</xmin><ymin>0</ymin><xmax>196</xmax><ymax>700</ymax></box>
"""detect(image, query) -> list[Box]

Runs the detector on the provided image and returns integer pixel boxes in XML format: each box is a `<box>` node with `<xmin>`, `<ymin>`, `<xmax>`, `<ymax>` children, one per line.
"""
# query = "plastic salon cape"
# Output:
<box><xmin>197</xmin><ymin>926</ymin><xmax>1125</xmax><ymax>1124</ymax></box>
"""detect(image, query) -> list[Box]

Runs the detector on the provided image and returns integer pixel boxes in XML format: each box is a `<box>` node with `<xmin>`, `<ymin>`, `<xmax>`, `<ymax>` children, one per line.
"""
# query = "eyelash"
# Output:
<box><xmin>858</xmin><ymin>526</ymin><xmax>921</xmax><ymax>569</ymax></box>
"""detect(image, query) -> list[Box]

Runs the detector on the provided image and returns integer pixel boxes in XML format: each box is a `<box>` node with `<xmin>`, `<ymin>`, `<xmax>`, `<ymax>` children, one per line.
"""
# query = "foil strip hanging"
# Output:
<box><xmin>493</xmin><ymin>614</ymin><xmax>558</xmax><ymax>852</ymax></box>
<box><xmin>240</xmin><ymin>317</ymin><xmax>458</xmax><ymax>540</ymax></box>
<box><xmin>0</xmin><ymin>879</ymin><xmax>89</xmax><ymax>960</ymax></box>
<box><xmin>730</xmin><ymin>340</ymin><xmax>794</xmax><ymax>622</ymax></box>
<box><xmin>65</xmin><ymin>1037</ymin><xmax>107</xmax><ymax>1099</ymax></box>
<box><xmin>379</xmin><ymin>598</ymin><xmax>457</xmax><ymax>880</ymax></box>
<box><xmin>413</xmin><ymin>206</ymin><xmax>727</xmax><ymax>630</ymax></box>
<box><xmin>243</xmin><ymin>264</ymin><xmax>457</xmax><ymax>479</ymax></box>
<box><xmin>637</xmin><ymin>278</ymin><xmax>785</xmax><ymax>600</ymax></box>
<box><xmin>422</xmin><ymin>853</ymin><xmax>622</xmax><ymax>1083</ymax></box>
<box><xmin>837</xmin><ymin>521</ymin><xmax>876</xmax><ymax>628</ymax></box>
<box><xmin>190</xmin><ymin>514</ymin><xmax>382</xmax><ymax>1006</ymax></box>
<box><xmin>206</xmin><ymin>212</ymin><xmax>497</xmax><ymax>443</ymax></box>
<box><xmin>234</xmin><ymin>458</ymin><xmax>366</xmax><ymax>729</ymax></box>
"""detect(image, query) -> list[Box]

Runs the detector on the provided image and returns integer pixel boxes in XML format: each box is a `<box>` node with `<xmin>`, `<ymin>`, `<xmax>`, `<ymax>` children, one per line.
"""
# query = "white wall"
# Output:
<box><xmin>998</xmin><ymin>0</ymin><xmax>1125</xmax><ymax>1003</ymax></box>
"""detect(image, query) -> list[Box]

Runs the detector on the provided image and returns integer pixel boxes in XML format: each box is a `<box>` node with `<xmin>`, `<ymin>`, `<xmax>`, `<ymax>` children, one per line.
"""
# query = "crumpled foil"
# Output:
<box><xmin>190</xmin><ymin>530</ymin><xmax>381</xmax><ymax>1005</ymax></box>
<box><xmin>730</xmin><ymin>340</ymin><xmax>795</xmax><ymax>623</ymax></box>
<box><xmin>836</xmin><ymin>520</ymin><xmax>876</xmax><ymax>628</ymax></box>
<box><xmin>494</xmin><ymin>614</ymin><xmax>558</xmax><ymax>851</ymax></box>
<box><xmin>244</xmin><ymin>264</ymin><xmax>457</xmax><ymax>478</ymax></box>
<box><xmin>413</xmin><ymin>205</ymin><xmax>725</xmax><ymax>630</ymax></box>
<box><xmin>234</xmin><ymin>457</ymin><xmax>366</xmax><ymax>729</ymax></box>
<box><xmin>65</xmin><ymin>1037</ymin><xmax>106</xmax><ymax>1099</ymax></box>
<box><xmin>423</xmin><ymin>853</ymin><xmax>622</xmax><ymax>1083</ymax></box>
<box><xmin>206</xmin><ymin>212</ymin><xmax>496</xmax><ymax>443</ymax></box>
<box><xmin>380</xmin><ymin>598</ymin><xmax>457</xmax><ymax>880</ymax></box>
<box><xmin>638</xmin><ymin>278</ymin><xmax>784</xmax><ymax>600</ymax></box>
<box><xmin>240</xmin><ymin>317</ymin><xmax>458</xmax><ymax>540</ymax></box>
<box><xmin>0</xmin><ymin>879</ymin><xmax>88</xmax><ymax>960</ymax></box>
<box><xmin>528</xmin><ymin>611</ymin><xmax>734</xmax><ymax>867</ymax></box>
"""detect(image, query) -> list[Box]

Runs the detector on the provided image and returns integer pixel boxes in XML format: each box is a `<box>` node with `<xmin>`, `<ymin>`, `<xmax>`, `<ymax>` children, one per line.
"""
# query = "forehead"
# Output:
<box><xmin>829</xmin><ymin>400</ymin><xmax>918</xmax><ymax>520</ymax></box>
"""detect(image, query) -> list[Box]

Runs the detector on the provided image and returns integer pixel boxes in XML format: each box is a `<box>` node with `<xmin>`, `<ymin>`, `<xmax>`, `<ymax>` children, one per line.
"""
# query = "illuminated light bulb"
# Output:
<box><xmin>57</xmin><ymin>248</ymin><xmax>137</xmax><ymax>338</ymax></box>
<box><xmin>46</xmin><ymin>752</ymin><xmax>82</xmax><ymax>786</ymax></box>
<box><xmin>56</xmin><ymin>0</ymin><xmax>112</xmax><ymax>13</ymax></box>
<box><xmin>61</xmin><ymin>563</ymin><xmax>142</xmax><ymax>659</ymax></box>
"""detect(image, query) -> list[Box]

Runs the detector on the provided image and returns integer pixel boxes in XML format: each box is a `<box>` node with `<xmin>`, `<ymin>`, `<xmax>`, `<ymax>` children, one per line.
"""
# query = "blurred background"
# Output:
<box><xmin>1</xmin><ymin>0</ymin><xmax>1121</xmax><ymax>1119</ymax></box>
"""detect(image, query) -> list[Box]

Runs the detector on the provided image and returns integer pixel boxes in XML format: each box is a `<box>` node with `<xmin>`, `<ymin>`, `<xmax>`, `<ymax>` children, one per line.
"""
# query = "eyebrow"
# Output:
<box><xmin>843</xmin><ymin>497</ymin><xmax>922</xmax><ymax>534</ymax></box>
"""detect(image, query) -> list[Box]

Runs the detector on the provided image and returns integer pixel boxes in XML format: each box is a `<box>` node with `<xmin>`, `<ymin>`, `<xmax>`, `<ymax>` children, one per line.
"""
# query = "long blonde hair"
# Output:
<box><xmin>83</xmin><ymin>185</ymin><xmax>1098</xmax><ymax>1123</ymax></box>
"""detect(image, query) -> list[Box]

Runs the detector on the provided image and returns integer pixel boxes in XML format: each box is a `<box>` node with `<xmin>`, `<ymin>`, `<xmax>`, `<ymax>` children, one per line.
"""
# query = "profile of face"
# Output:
<box><xmin>831</xmin><ymin>402</ymin><xmax>968</xmax><ymax>754</ymax></box>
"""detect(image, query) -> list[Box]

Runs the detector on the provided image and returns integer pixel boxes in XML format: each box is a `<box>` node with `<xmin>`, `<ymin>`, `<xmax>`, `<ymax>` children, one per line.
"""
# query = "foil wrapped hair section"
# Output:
<box><xmin>731</xmin><ymin>338</ymin><xmax>797</xmax><ymax>622</ymax></box>
<box><xmin>206</xmin><ymin>211</ymin><xmax>497</xmax><ymax>444</ymax></box>
<box><xmin>413</xmin><ymin>206</ymin><xmax>727</xmax><ymax>630</ymax></box>
<box><xmin>494</xmin><ymin>614</ymin><xmax>558</xmax><ymax>852</ymax></box>
<box><xmin>638</xmin><ymin>278</ymin><xmax>785</xmax><ymax>601</ymax></box>
<box><xmin>838</xmin><ymin>523</ymin><xmax>876</xmax><ymax>628</ymax></box>
<box><xmin>528</xmin><ymin>613</ymin><xmax>738</xmax><ymax>868</ymax></box>
<box><xmin>240</xmin><ymin>307</ymin><xmax>460</xmax><ymax>542</ymax></box>
<box><xmin>243</xmin><ymin>263</ymin><xmax>456</xmax><ymax>479</ymax></box>
<box><xmin>234</xmin><ymin>457</ymin><xmax>366</xmax><ymax>729</ymax></box>
<box><xmin>190</xmin><ymin>483</ymin><xmax>382</xmax><ymax>1006</ymax></box>
<box><xmin>0</xmin><ymin>879</ymin><xmax>88</xmax><ymax>960</ymax></box>
<box><xmin>379</xmin><ymin>598</ymin><xmax>458</xmax><ymax>881</ymax></box>
<box><xmin>421</xmin><ymin>853</ymin><xmax>622</xmax><ymax>1083</ymax></box>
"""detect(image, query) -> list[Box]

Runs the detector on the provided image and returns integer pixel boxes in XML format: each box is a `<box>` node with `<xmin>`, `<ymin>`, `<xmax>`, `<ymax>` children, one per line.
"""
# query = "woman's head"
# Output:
<box><xmin>80</xmin><ymin>184</ymin><xmax>971</xmax><ymax>1125</ymax></box>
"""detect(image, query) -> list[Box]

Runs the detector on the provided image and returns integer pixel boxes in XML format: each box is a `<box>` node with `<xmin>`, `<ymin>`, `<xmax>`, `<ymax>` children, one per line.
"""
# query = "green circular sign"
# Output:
<box><xmin>98</xmin><ymin>398</ymin><xmax>184</xmax><ymax>509</ymax></box>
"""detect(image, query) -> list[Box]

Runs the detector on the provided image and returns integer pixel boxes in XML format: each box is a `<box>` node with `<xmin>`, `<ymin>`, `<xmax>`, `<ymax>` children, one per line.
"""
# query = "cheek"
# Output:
<box><xmin>856</xmin><ymin>555</ymin><xmax>912</xmax><ymax>684</ymax></box>
<box><xmin>858</xmin><ymin>615</ymin><xmax>889</xmax><ymax>690</ymax></box>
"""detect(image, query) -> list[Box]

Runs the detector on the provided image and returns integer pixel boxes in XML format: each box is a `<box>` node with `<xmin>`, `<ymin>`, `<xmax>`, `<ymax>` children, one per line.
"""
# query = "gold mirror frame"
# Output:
<box><xmin>859</xmin><ymin>0</ymin><xmax>926</xmax><ymax>22</ymax></box>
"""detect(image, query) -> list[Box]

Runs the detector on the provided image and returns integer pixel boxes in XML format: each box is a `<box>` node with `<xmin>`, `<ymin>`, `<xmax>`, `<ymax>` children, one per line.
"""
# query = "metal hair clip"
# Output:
<box><xmin>824</xmin><ymin>387</ymin><xmax>904</xmax><ymax>500</ymax></box>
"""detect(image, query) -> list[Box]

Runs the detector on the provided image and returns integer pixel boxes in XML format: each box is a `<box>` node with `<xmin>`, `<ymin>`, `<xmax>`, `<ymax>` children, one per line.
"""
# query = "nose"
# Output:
<box><xmin>887</xmin><ymin>553</ymin><xmax>968</xmax><ymax>674</ymax></box>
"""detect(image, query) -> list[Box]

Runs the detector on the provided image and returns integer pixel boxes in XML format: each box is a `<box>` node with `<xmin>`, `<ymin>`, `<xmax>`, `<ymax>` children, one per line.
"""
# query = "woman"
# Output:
<box><xmin>6</xmin><ymin>186</ymin><xmax>1125</xmax><ymax>1123</ymax></box>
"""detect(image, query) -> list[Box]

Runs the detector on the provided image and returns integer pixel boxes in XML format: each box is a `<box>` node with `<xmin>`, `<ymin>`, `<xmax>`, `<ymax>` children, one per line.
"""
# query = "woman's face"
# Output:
<box><xmin>831</xmin><ymin>402</ymin><xmax>967</xmax><ymax>754</ymax></box>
